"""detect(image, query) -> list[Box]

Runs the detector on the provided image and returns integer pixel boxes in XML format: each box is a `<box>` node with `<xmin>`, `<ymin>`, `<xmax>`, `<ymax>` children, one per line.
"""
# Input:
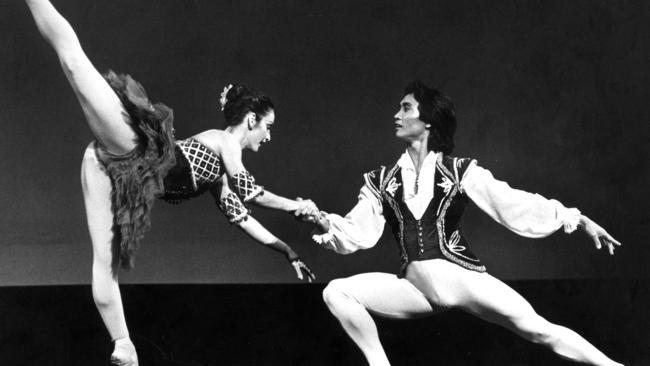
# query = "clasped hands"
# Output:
<box><xmin>294</xmin><ymin>197</ymin><xmax>319</xmax><ymax>219</ymax></box>
<box><xmin>294</xmin><ymin>198</ymin><xmax>329</xmax><ymax>232</ymax></box>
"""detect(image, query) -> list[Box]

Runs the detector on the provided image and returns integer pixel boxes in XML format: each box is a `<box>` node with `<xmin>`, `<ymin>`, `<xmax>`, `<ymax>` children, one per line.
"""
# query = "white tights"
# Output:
<box><xmin>323</xmin><ymin>259</ymin><xmax>622</xmax><ymax>366</ymax></box>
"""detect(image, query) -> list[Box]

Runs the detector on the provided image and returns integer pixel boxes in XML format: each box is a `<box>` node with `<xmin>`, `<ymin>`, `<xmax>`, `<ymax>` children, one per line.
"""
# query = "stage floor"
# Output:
<box><xmin>0</xmin><ymin>279</ymin><xmax>646</xmax><ymax>366</ymax></box>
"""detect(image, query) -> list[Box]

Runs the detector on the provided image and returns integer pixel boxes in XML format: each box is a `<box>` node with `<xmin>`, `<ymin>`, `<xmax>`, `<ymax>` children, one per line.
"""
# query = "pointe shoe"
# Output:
<box><xmin>110</xmin><ymin>338</ymin><xmax>139</xmax><ymax>366</ymax></box>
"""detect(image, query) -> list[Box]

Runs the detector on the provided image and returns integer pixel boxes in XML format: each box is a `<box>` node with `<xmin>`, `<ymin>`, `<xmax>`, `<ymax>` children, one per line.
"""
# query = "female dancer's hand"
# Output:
<box><xmin>290</xmin><ymin>258</ymin><xmax>316</xmax><ymax>282</ymax></box>
<box><xmin>579</xmin><ymin>215</ymin><xmax>622</xmax><ymax>255</ymax></box>
<box><xmin>295</xmin><ymin>197</ymin><xmax>319</xmax><ymax>218</ymax></box>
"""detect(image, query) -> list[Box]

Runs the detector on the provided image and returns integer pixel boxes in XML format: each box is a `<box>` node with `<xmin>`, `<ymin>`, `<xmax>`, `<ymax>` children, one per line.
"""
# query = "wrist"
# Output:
<box><xmin>290</xmin><ymin>199</ymin><xmax>302</xmax><ymax>212</ymax></box>
<box><xmin>314</xmin><ymin>212</ymin><xmax>330</xmax><ymax>233</ymax></box>
<box><xmin>577</xmin><ymin>215</ymin><xmax>589</xmax><ymax>228</ymax></box>
<box><xmin>272</xmin><ymin>239</ymin><xmax>296</xmax><ymax>260</ymax></box>
<box><xmin>286</xmin><ymin>251</ymin><xmax>299</xmax><ymax>262</ymax></box>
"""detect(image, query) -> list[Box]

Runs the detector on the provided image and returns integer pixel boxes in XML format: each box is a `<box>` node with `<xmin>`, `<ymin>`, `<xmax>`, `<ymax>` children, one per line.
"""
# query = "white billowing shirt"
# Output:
<box><xmin>313</xmin><ymin>151</ymin><xmax>581</xmax><ymax>254</ymax></box>
<box><xmin>399</xmin><ymin>150</ymin><xmax>437</xmax><ymax>220</ymax></box>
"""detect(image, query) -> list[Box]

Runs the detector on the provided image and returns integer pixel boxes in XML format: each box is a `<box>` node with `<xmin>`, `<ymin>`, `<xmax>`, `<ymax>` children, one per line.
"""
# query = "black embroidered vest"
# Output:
<box><xmin>364</xmin><ymin>154</ymin><xmax>486</xmax><ymax>276</ymax></box>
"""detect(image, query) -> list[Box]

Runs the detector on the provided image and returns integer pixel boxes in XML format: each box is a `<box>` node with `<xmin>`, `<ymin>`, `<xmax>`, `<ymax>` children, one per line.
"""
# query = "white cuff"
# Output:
<box><xmin>312</xmin><ymin>231</ymin><xmax>334</xmax><ymax>245</ymax></box>
<box><xmin>555</xmin><ymin>203</ymin><xmax>581</xmax><ymax>234</ymax></box>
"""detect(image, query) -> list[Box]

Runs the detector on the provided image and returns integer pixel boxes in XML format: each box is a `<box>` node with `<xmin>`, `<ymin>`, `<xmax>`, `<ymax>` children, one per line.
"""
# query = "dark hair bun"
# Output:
<box><xmin>225</xmin><ymin>84</ymin><xmax>248</xmax><ymax>105</ymax></box>
<box><xmin>220</xmin><ymin>83</ymin><xmax>274</xmax><ymax>127</ymax></box>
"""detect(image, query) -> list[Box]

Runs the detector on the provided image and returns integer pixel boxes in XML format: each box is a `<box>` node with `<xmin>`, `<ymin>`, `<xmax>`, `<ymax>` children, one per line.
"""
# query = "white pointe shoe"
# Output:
<box><xmin>110</xmin><ymin>338</ymin><xmax>139</xmax><ymax>366</ymax></box>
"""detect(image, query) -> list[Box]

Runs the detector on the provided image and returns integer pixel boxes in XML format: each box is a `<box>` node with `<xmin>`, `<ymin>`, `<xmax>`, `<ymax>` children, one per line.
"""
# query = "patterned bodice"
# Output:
<box><xmin>177</xmin><ymin>138</ymin><xmax>223</xmax><ymax>187</ymax></box>
<box><xmin>160</xmin><ymin>138</ymin><xmax>224</xmax><ymax>203</ymax></box>
<box><xmin>159</xmin><ymin>137</ymin><xmax>264</xmax><ymax>225</ymax></box>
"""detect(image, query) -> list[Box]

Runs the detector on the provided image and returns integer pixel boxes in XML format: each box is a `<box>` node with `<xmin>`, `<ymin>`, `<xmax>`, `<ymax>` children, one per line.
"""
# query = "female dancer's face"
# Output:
<box><xmin>247</xmin><ymin>110</ymin><xmax>275</xmax><ymax>152</ymax></box>
<box><xmin>394</xmin><ymin>94</ymin><xmax>427</xmax><ymax>142</ymax></box>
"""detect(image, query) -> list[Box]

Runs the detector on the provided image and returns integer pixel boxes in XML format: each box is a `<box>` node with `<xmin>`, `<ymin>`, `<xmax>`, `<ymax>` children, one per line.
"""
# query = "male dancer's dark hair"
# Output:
<box><xmin>404</xmin><ymin>81</ymin><xmax>456</xmax><ymax>154</ymax></box>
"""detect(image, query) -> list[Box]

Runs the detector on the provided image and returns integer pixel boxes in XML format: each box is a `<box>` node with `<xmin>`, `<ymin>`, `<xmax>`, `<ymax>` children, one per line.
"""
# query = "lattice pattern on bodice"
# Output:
<box><xmin>176</xmin><ymin>138</ymin><xmax>223</xmax><ymax>189</ymax></box>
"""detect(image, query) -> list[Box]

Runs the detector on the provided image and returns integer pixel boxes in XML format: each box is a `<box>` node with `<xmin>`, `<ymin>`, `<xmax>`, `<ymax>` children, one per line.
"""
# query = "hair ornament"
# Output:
<box><xmin>219</xmin><ymin>84</ymin><xmax>233</xmax><ymax>111</ymax></box>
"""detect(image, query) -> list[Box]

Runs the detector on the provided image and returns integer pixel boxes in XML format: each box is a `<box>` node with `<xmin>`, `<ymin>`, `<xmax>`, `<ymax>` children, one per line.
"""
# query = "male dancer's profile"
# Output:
<box><xmin>309</xmin><ymin>81</ymin><xmax>622</xmax><ymax>366</ymax></box>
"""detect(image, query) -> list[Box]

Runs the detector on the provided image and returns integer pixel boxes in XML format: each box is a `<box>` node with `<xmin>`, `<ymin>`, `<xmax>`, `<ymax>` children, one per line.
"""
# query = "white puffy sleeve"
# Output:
<box><xmin>461</xmin><ymin>161</ymin><xmax>581</xmax><ymax>238</ymax></box>
<box><xmin>312</xmin><ymin>184</ymin><xmax>386</xmax><ymax>254</ymax></box>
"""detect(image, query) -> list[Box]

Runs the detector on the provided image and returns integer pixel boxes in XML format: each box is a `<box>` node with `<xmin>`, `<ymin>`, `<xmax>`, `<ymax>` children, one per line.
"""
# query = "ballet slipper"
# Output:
<box><xmin>110</xmin><ymin>338</ymin><xmax>139</xmax><ymax>366</ymax></box>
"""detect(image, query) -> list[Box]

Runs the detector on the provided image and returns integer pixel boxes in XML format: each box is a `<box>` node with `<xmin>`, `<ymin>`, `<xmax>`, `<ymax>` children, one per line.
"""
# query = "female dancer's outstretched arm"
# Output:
<box><xmin>25</xmin><ymin>0</ymin><xmax>137</xmax><ymax>154</ymax></box>
<box><xmin>214</xmin><ymin>132</ymin><xmax>318</xmax><ymax>216</ymax></box>
<box><xmin>238</xmin><ymin>217</ymin><xmax>315</xmax><ymax>281</ymax></box>
<box><xmin>212</xmin><ymin>180</ymin><xmax>315</xmax><ymax>282</ymax></box>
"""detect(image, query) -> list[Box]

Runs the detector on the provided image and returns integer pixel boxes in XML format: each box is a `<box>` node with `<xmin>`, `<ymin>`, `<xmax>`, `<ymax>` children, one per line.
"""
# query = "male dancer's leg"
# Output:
<box><xmin>323</xmin><ymin>272</ymin><xmax>438</xmax><ymax>366</ymax></box>
<box><xmin>407</xmin><ymin>259</ymin><xmax>623</xmax><ymax>366</ymax></box>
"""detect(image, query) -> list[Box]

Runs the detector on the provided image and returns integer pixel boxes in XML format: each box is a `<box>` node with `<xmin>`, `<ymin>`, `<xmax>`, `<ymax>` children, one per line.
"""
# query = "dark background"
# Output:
<box><xmin>1</xmin><ymin>0</ymin><xmax>648</xmax><ymax>285</ymax></box>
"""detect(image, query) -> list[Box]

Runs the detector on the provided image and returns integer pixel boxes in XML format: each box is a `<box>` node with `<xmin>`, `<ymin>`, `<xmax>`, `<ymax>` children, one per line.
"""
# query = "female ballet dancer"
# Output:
<box><xmin>25</xmin><ymin>1</ymin><xmax>316</xmax><ymax>365</ymax></box>
<box><xmin>309</xmin><ymin>81</ymin><xmax>623</xmax><ymax>365</ymax></box>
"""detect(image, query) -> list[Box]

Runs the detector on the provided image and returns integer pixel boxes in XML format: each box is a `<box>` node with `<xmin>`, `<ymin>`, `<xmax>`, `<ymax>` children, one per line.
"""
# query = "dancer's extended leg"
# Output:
<box><xmin>323</xmin><ymin>272</ymin><xmax>438</xmax><ymax>366</ymax></box>
<box><xmin>25</xmin><ymin>0</ymin><xmax>136</xmax><ymax>154</ymax></box>
<box><xmin>407</xmin><ymin>259</ymin><xmax>623</xmax><ymax>366</ymax></box>
<box><xmin>81</xmin><ymin>144</ymin><xmax>138</xmax><ymax>366</ymax></box>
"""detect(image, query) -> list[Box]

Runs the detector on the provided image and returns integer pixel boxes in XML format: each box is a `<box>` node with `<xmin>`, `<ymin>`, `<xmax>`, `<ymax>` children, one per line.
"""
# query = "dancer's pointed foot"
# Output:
<box><xmin>110</xmin><ymin>338</ymin><xmax>138</xmax><ymax>366</ymax></box>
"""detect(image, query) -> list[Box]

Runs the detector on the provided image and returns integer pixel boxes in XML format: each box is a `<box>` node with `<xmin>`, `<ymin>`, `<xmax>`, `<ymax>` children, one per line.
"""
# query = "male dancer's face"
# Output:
<box><xmin>394</xmin><ymin>93</ymin><xmax>428</xmax><ymax>142</ymax></box>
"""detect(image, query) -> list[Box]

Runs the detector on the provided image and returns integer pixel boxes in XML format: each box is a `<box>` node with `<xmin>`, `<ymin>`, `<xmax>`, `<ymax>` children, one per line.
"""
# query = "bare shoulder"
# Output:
<box><xmin>191</xmin><ymin>129</ymin><xmax>237</xmax><ymax>154</ymax></box>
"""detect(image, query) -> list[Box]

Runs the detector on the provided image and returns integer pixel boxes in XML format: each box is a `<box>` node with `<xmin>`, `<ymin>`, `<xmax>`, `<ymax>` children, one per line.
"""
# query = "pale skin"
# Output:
<box><xmin>25</xmin><ymin>1</ymin><xmax>316</xmax><ymax>365</ymax></box>
<box><xmin>314</xmin><ymin>93</ymin><xmax>623</xmax><ymax>366</ymax></box>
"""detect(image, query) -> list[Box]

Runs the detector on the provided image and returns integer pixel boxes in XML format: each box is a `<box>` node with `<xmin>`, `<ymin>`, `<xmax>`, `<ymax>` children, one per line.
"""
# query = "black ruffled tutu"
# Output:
<box><xmin>95</xmin><ymin>71</ymin><xmax>176</xmax><ymax>270</ymax></box>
